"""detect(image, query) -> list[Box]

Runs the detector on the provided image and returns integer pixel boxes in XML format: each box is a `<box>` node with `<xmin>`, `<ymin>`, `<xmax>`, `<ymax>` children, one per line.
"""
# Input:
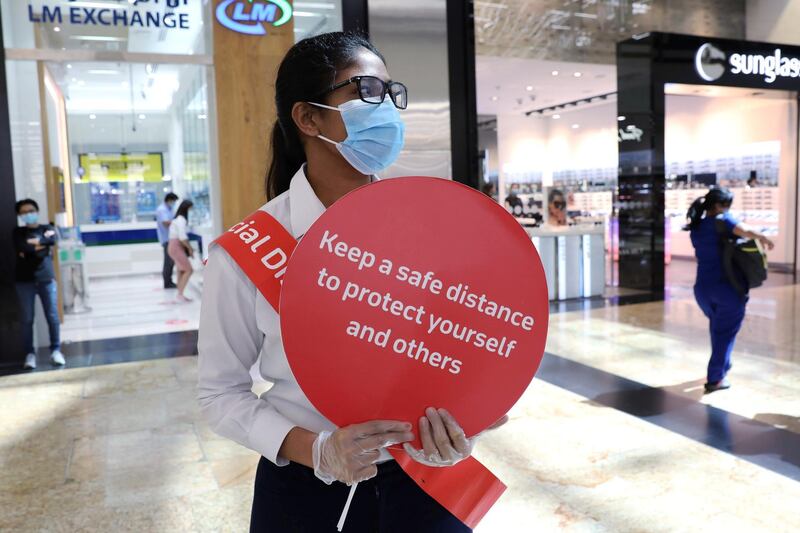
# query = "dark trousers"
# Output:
<box><xmin>162</xmin><ymin>242</ymin><xmax>175</xmax><ymax>287</ymax></box>
<box><xmin>694</xmin><ymin>280</ymin><xmax>747</xmax><ymax>383</ymax></box>
<box><xmin>15</xmin><ymin>280</ymin><xmax>60</xmax><ymax>354</ymax></box>
<box><xmin>250</xmin><ymin>458</ymin><xmax>470</xmax><ymax>533</ymax></box>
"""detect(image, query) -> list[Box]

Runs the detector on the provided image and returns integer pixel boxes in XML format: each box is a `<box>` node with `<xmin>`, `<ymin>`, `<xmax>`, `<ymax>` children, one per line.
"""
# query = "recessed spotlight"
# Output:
<box><xmin>617</xmin><ymin>115</ymin><xmax>626</xmax><ymax>121</ymax></box>
<box><xmin>491</xmin><ymin>96</ymin><xmax>498</xmax><ymax>101</ymax></box>
<box><xmin>573</xmin><ymin>72</ymin><xmax>582</xmax><ymax>78</ymax></box>
<box><xmin>552</xmin><ymin>114</ymin><xmax>561</xmax><ymax>119</ymax></box>
<box><xmin>571</xmin><ymin>124</ymin><xmax>579</xmax><ymax>129</ymax></box>
<box><xmin>89</xmin><ymin>114</ymin><xmax>96</xmax><ymax>120</ymax></box>
<box><xmin>526</xmin><ymin>85</ymin><xmax>534</xmax><ymax>91</ymax></box>
<box><xmin>138</xmin><ymin>114</ymin><xmax>146</xmax><ymax>120</ymax></box>
<box><xmin>53</xmin><ymin>26</ymin><xmax>61</xmax><ymax>32</ymax></box>
<box><xmin>66</xmin><ymin>64</ymin><xmax>72</xmax><ymax>69</ymax></box>
<box><xmin>71</xmin><ymin>77</ymin><xmax>77</xmax><ymax>83</ymax></box>
<box><xmin>551</xmin><ymin>70</ymin><xmax>559</xmax><ymax>76</ymax></box>
<box><xmin>197</xmin><ymin>114</ymin><xmax>207</xmax><ymax>120</ymax></box>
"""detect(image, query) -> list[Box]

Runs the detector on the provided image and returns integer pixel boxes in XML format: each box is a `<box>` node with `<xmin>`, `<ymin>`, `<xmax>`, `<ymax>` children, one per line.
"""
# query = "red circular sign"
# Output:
<box><xmin>280</xmin><ymin>177</ymin><xmax>548</xmax><ymax>442</ymax></box>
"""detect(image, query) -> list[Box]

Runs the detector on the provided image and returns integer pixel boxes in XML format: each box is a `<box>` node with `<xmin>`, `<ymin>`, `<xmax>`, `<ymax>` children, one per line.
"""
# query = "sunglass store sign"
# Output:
<box><xmin>215</xmin><ymin>0</ymin><xmax>292</xmax><ymax>35</ymax></box>
<box><xmin>695</xmin><ymin>43</ymin><xmax>800</xmax><ymax>84</ymax></box>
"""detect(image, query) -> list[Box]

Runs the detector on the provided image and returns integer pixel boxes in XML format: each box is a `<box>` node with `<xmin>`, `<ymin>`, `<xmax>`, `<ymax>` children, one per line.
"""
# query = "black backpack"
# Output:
<box><xmin>715</xmin><ymin>219</ymin><xmax>768</xmax><ymax>295</ymax></box>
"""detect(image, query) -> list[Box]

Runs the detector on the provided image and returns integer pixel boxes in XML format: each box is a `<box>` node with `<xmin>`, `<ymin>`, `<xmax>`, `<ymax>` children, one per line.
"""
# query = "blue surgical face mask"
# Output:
<box><xmin>21</xmin><ymin>212</ymin><xmax>39</xmax><ymax>225</ymax></box>
<box><xmin>309</xmin><ymin>98</ymin><xmax>405</xmax><ymax>175</ymax></box>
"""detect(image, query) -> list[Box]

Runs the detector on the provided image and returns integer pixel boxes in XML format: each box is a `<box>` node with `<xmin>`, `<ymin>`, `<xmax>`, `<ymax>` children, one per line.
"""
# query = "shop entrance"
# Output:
<box><xmin>5</xmin><ymin>57</ymin><xmax>215</xmax><ymax>342</ymax></box>
<box><xmin>617</xmin><ymin>33</ymin><xmax>800</xmax><ymax>294</ymax></box>
<box><xmin>663</xmin><ymin>83</ymin><xmax>799</xmax><ymax>286</ymax></box>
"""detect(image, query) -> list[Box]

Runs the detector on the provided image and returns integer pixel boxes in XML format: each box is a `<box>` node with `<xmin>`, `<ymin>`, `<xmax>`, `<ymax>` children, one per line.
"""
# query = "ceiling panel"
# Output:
<box><xmin>475</xmin><ymin>0</ymin><xmax>745</xmax><ymax>64</ymax></box>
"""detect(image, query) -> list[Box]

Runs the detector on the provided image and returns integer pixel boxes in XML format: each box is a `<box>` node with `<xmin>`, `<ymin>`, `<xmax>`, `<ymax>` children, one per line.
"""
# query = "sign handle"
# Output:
<box><xmin>337</xmin><ymin>483</ymin><xmax>358</xmax><ymax>532</ymax></box>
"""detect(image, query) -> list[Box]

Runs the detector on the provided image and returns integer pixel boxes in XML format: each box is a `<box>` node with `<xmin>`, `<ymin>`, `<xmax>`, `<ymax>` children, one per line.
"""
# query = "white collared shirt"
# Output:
<box><xmin>197</xmin><ymin>166</ymin><xmax>385</xmax><ymax>466</ymax></box>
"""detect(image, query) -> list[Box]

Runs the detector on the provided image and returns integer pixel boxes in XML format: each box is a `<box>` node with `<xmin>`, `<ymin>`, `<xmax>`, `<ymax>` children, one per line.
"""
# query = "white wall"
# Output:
<box><xmin>747</xmin><ymin>0</ymin><xmax>800</xmax><ymax>45</ymax></box>
<box><xmin>666</xmin><ymin>94</ymin><xmax>797</xmax><ymax>265</ymax></box>
<box><xmin>6</xmin><ymin>61</ymin><xmax>48</xmax><ymax>216</ymax></box>
<box><xmin>496</xmin><ymin>102</ymin><xmax>617</xmax><ymax>200</ymax></box>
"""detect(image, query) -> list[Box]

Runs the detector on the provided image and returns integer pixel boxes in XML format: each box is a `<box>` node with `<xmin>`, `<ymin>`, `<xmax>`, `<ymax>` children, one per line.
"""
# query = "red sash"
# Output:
<box><xmin>214</xmin><ymin>209</ymin><xmax>506</xmax><ymax>529</ymax></box>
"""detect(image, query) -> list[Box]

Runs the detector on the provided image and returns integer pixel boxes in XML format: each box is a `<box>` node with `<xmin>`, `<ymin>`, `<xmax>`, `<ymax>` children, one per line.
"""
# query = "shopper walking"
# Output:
<box><xmin>156</xmin><ymin>192</ymin><xmax>179</xmax><ymax>289</ymax></box>
<box><xmin>198</xmin><ymin>32</ymin><xmax>500</xmax><ymax>532</ymax></box>
<box><xmin>167</xmin><ymin>200</ymin><xmax>194</xmax><ymax>302</ymax></box>
<box><xmin>13</xmin><ymin>199</ymin><xmax>63</xmax><ymax>369</ymax></box>
<box><xmin>685</xmin><ymin>187</ymin><xmax>774</xmax><ymax>393</ymax></box>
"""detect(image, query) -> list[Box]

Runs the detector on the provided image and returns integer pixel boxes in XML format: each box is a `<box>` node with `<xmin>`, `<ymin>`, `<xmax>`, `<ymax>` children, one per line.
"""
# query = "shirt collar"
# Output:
<box><xmin>288</xmin><ymin>165</ymin><xmax>326</xmax><ymax>238</ymax></box>
<box><xmin>288</xmin><ymin>165</ymin><xmax>380</xmax><ymax>238</ymax></box>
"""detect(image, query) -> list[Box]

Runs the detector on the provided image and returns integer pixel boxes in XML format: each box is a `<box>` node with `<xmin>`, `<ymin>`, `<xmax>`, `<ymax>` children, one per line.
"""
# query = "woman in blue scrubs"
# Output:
<box><xmin>685</xmin><ymin>188</ymin><xmax>774</xmax><ymax>393</ymax></box>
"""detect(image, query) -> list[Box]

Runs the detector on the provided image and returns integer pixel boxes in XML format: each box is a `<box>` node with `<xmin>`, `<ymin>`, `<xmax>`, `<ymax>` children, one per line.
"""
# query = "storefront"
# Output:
<box><xmin>617</xmin><ymin>32</ymin><xmax>799</xmax><ymax>292</ymax></box>
<box><xmin>479</xmin><ymin>29</ymin><xmax>800</xmax><ymax>300</ymax></box>
<box><xmin>0</xmin><ymin>0</ymin><xmax>347</xmax><ymax>361</ymax></box>
<box><xmin>1</xmin><ymin>0</ymin><xmax>348</xmax><ymax>276</ymax></box>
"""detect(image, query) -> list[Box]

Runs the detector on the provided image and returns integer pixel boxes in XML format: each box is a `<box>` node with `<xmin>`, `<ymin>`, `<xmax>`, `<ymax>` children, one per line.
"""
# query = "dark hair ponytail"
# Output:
<box><xmin>175</xmin><ymin>199</ymin><xmax>193</xmax><ymax>220</ymax></box>
<box><xmin>266</xmin><ymin>32</ymin><xmax>385</xmax><ymax>200</ymax></box>
<box><xmin>683</xmin><ymin>187</ymin><xmax>734</xmax><ymax>231</ymax></box>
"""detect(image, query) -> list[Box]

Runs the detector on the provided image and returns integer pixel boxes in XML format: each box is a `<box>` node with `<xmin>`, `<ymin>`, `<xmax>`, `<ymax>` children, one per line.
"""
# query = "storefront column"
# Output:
<box><xmin>212</xmin><ymin>1</ymin><xmax>295</xmax><ymax>229</ymax></box>
<box><xmin>616</xmin><ymin>37</ymin><xmax>666</xmax><ymax>293</ymax></box>
<box><xmin>0</xmin><ymin>10</ymin><xmax>24</xmax><ymax>364</ymax></box>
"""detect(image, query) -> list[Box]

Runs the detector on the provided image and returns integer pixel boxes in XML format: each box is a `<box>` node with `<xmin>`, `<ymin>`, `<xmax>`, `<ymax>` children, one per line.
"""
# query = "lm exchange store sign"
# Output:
<box><xmin>26</xmin><ymin>0</ymin><xmax>293</xmax><ymax>34</ymax></box>
<box><xmin>27</xmin><ymin>0</ymin><xmax>195</xmax><ymax>30</ymax></box>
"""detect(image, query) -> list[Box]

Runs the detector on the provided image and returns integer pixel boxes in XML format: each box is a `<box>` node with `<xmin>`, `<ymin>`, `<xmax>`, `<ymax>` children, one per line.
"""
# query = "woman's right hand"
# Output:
<box><xmin>313</xmin><ymin>421</ymin><xmax>414</xmax><ymax>485</ymax></box>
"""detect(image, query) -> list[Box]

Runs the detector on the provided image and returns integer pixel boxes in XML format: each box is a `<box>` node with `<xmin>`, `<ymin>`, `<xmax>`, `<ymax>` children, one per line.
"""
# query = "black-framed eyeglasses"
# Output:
<box><xmin>321</xmin><ymin>75</ymin><xmax>408</xmax><ymax>109</ymax></box>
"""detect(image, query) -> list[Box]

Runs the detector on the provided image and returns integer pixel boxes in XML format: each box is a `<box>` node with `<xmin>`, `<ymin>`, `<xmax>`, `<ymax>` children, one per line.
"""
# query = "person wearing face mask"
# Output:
<box><xmin>13</xmin><ymin>199</ymin><xmax>63</xmax><ymax>369</ymax></box>
<box><xmin>155</xmin><ymin>192</ymin><xmax>179</xmax><ymax>289</ymax></box>
<box><xmin>547</xmin><ymin>189</ymin><xmax>568</xmax><ymax>227</ymax></box>
<box><xmin>685</xmin><ymin>187</ymin><xmax>774</xmax><ymax>393</ymax></box>
<box><xmin>197</xmin><ymin>33</ymin><xmax>498</xmax><ymax>532</ymax></box>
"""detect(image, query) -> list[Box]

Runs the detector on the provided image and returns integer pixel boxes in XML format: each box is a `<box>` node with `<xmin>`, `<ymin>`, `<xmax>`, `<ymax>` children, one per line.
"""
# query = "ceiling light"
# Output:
<box><xmin>89</xmin><ymin>114</ymin><xmax>96</xmax><ymax>120</ymax></box>
<box><xmin>526</xmin><ymin>85</ymin><xmax>533</xmax><ymax>91</ymax></box>
<box><xmin>71</xmin><ymin>77</ymin><xmax>77</xmax><ymax>83</ymax></box>
<box><xmin>88</xmin><ymin>70</ymin><xmax>120</xmax><ymax>75</ymax></box>
<box><xmin>78</xmin><ymin>80</ymin><xmax>85</xmax><ymax>86</ymax></box>
<box><xmin>121</xmin><ymin>81</ymin><xmax>129</xmax><ymax>87</ymax></box>
<box><xmin>491</xmin><ymin>96</ymin><xmax>498</xmax><ymax>101</ymax></box>
<box><xmin>552</xmin><ymin>114</ymin><xmax>561</xmax><ymax>119</ymax></box>
<box><xmin>618</xmin><ymin>116</ymin><xmax>626</xmax><ymax>121</ymax></box>
<box><xmin>551</xmin><ymin>70</ymin><xmax>559</xmax><ymax>76</ymax></box>
<box><xmin>294</xmin><ymin>2</ymin><xmax>336</xmax><ymax>9</ymax></box>
<box><xmin>197</xmin><ymin>114</ymin><xmax>207</xmax><ymax>120</ymax></box>
<box><xmin>573</xmin><ymin>72</ymin><xmax>582</xmax><ymax>78</ymax></box>
<box><xmin>69</xmin><ymin>36</ymin><xmax>126</xmax><ymax>42</ymax></box>
<box><xmin>66</xmin><ymin>64</ymin><xmax>72</xmax><ymax>69</ymax></box>
<box><xmin>53</xmin><ymin>26</ymin><xmax>61</xmax><ymax>32</ymax></box>
<box><xmin>571</xmin><ymin>124</ymin><xmax>579</xmax><ymax>129</ymax></box>
<box><xmin>138</xmin><ymin>114</ymin><xmax>146</xmax><ymax>120</ymax></box>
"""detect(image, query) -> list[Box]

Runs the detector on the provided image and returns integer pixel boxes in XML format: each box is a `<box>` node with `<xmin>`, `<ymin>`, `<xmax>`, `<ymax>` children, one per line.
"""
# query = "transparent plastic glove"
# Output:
<box><xmin>313</xmin><ymin>421</ymin><xmax>414</xmax><ymax>485</ymax></box>
<box><xmin>403</xmin><ymin>408</ymin><xmax>509</xmax><ymax>467</ymax></box>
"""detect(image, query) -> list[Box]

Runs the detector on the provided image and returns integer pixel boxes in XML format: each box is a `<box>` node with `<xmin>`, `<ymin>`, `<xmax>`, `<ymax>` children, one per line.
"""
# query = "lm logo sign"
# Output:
<box><xmin>216</xmin><ymin>0</ymin><xmax>292</xmax><ymax>35</ymax></box>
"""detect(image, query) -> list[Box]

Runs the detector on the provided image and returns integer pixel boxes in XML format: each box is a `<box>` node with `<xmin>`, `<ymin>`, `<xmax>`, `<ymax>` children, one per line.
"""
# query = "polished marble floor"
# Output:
<box><xmin>2</xmin><ymin>270</ymin><xmax>799</xmax><ymax>532</ymax></box>
<box><xmin>61</xmin><ymin>272</ymin><xmax>203</xmax><ymax>343</ymax></box>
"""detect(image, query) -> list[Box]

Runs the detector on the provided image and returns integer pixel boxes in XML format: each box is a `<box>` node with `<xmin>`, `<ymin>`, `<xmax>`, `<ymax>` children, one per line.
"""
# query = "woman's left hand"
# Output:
<box><xmin>403</xmin><ymin>407</ymin><xmax>508</xmax><ymax>467</ymax></box>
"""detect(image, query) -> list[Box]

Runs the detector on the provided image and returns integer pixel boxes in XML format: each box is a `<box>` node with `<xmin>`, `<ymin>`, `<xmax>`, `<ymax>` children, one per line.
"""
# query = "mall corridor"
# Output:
<box><xmin>2</xmin><ymin>0</ymin><xmax>800</xmax><ymax>531</ymax></box>
<box><xmin>1</xmin><ymin>277</ymin><xmax>798</xmax><ymax>532</ymax></box>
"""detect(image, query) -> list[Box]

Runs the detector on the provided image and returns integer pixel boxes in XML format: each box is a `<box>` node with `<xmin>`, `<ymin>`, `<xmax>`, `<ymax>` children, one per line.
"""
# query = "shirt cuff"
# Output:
<box><xmin>247</xmin><ymin>407</ymin><xmax>298</xmax><ymax>467</ymax></box>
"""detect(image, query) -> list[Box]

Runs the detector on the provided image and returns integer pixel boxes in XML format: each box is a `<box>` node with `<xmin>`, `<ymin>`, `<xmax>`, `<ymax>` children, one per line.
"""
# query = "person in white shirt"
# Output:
<box><xmin>167</xmin><ymin>200</ymin><xmax>194</xmax><ymax>302</ymax></box>
<box><xmin>198</xmin><ymin>32</ymin><xmax>498</xmax><ymax>532</ymax></box>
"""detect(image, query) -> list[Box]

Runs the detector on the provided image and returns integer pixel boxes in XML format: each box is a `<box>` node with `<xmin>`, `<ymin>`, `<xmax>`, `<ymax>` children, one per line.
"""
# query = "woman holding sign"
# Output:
<box><xmin>198</xmin><ymin>32</ymin><xmax>492</xmax><ymax>532</ymax></box>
